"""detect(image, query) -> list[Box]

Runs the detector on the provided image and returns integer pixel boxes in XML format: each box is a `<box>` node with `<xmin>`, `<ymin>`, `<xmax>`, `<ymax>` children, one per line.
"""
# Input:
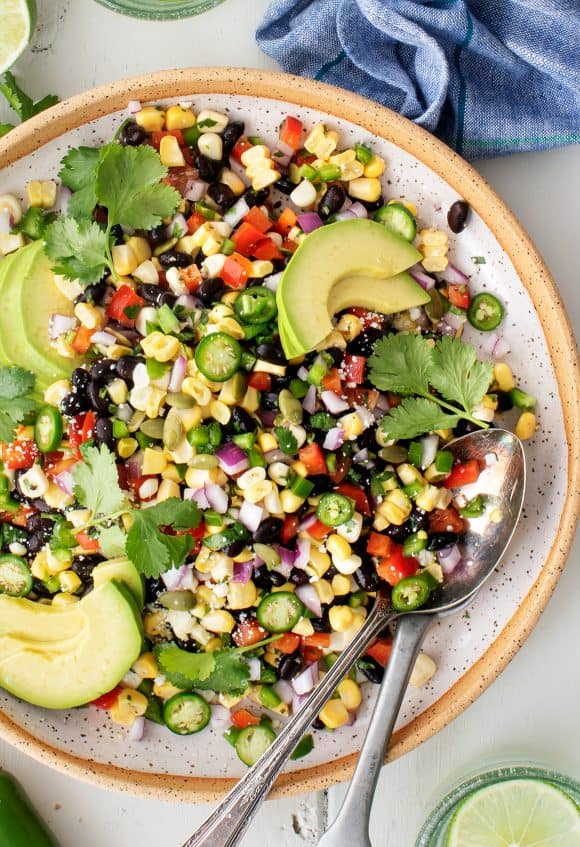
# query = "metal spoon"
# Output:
<box><xmin>182</xmin><ymin>429</ymin><xmax>525</xmax><ymax>847</ymax></box>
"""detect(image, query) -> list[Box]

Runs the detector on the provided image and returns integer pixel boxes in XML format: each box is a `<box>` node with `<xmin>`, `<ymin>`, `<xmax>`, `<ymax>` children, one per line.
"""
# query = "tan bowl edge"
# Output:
<box><xmin>0</xmin><ymin>67</ymin><xmax>578</xmax><ymax>803</ymax></box>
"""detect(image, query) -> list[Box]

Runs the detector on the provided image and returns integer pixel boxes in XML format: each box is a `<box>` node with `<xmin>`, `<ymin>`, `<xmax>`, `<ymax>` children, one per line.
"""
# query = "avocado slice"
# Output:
<box><xmin>327</xmin><ymin>272</ymin><xmax>430</xmax><ymax>316</ymax></box>
<box><xmin>0</xmin><ymin>580</ymin><xmax>143</xmax><ymax>709</ymax></box>
<box><xmin>92</xmin><ymin>558</ymin><xmax>145</xmax><ymax>609</ymax></box>
<box><xmin>0</xmin><ymin>242</ymin><xmax>81</xmax><ymax>391</ymax></box>
<box><xmin>276</xmin><ymin>219</ymin><xmax>424</xmax><ymax>356</ymax></box>
<box><xmin>0</xmin><ymin>245</ymin><xmax>42</xmax><ymax>368</ymax></box>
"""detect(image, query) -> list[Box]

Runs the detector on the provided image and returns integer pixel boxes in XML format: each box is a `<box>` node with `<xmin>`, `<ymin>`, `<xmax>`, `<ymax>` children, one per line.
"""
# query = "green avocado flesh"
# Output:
<box><xmin>276</xmin><ymin>219</ymin><xmax>425</xmax><ymax>357</ymax></box>
<box><xmin>92</xmin><ymin>558</ymin><xmax>145</xmax><ymax>609</ymax></box>
<box><xmin>0</xmin><ymin>581</ymin><xmax>143</xmax><ymax>709</ymax></box>
<box><xmin>0</xmin><ymin>241</ymin><xmax>81</xmax><ymax>391</ymax></box>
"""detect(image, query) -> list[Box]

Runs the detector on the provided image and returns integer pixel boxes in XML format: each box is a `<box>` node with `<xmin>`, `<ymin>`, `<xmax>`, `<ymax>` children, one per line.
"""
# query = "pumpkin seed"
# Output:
<box><xmin>158</xmin><ymin>590</ymin><xmax>196</xmax><ymax>611</ymax></box>
<box><xmin>162</xmin><ymin>412</ymin><xmax>184</xmax><ymax>450</ymax></box>
<box><xmin>279</xmin><ymin>389</ymin><xmax>303</xmax><ymax>424</ymax></box>
<box><xmin>166</xmin><ymin>392</ymin><xmax>195</xmax><ymax>409</ymax></box>
<box><xmin>140</xmin><ymin>418</ymin><xmax>165</xmax><ymax>439</ymax></box>
<box><xmin>190</xmin><ymin>453</ymin><xmax>219</xmax><ymax>469</ymax></box>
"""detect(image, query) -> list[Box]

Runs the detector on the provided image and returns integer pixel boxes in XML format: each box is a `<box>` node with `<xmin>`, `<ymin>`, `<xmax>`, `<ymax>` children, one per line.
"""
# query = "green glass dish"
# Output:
<box><xmin>416</xmin><ymin>764</ymin><xmax>580</xmax><ymax>846</ymax></box>
<box><xmin>94</xmin><ymin>0</ymin><xmax>226</xmax><ymax>21</ymax></box>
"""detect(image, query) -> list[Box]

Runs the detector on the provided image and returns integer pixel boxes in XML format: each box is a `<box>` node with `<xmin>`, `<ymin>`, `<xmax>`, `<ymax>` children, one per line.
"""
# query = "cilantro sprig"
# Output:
<box><xmin>0</xmin><ymin>72</ymin><xmax>59</xmax><ymax>137</ymax></box>
<box><xmin>45</xmin><ymin>143</ymin><xmax>180</xmax><ymax>285</ymax></box>
<box><xmin>368</xmin><ymin>334</ymin><xmax>493</xmax><ymax>440</ymax></box>
<box><xmin>0</xmin><ymin>367</ymin><xmax>40</xmax><ymax>442</ymax></box>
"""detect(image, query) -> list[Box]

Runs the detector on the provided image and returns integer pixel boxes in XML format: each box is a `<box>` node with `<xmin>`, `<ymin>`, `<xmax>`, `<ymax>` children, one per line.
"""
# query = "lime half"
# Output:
<box><xmin>447</xmin><ymin>778</ymin><xmax>580</xmax><ymax>847</ymax></box>
<box><xmin>0</xmin><ymin>0</ymin><xmax>35</xmax><ymax>74</ymax></box>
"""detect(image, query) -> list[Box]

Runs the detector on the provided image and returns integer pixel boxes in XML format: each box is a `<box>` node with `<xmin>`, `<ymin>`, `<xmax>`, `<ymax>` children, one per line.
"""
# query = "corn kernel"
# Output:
<box><xmin>515</xmin><ymin>411</ymin><xmax>537</xmax><ymax>440</ymax></box>
<box><xmin>201</xmin><ymin>609</ymin><xmax>236</xmax><ymax>634</ymax></box>
<box><xmin>135</xmin><ymin>106</ymin><xmax>165</xmax><ymax>132</ymax></box>
<box><xmin>153</xmin><ymin>680</ymin><xmax>183</xmax><ymax>700</ymax></box>
<box><xmin>422</xmin><ymin>256</ymin><xmax>448</xmax><ymax>273</ymax></box>
<box><xmin>220</xmin><ymin>168</ymin><xmax>246</xmax><ymax>196</ymax></box>
<box><xmin>249</xmin><ymin>260</ymin><xmax>274</xmax><ymax>278</ymax></box>
<box><xmin>331</xmin><ymin>574</ymin><xmax>352</xmax><ymax>596</ymax></box>
<box><xmin>409</xmin><ymin>652</ymin><xmax>437</xmax><ymax>687</ymax></box>
<box><xmin>106</xmin><ymin>378</ymin><xmax>127</xmax><ymax>405</ymax></box>
<box><xmin>165</xmin><ymin>105</ymin><xmax>196</xmax><ymax>130</ymax></box>
<box><xmin>242</xmin><ymin>386</ymin><xmax>260</xmax><ymax>413</ymax></box>
<box><xmin>397</xmin><ymin>463</ymin><xmax>424</xmax><ymax>486</ymax></box>
<box><xmin>414</xmin><ymin>484</ymin><xmax>440</xmax><ymax>513</ymax></box>
<box><xmin>340</xmin><ymin>411</ymin><xmax>363</xmax><ymax>440</ymax></box>
<box><xmin>51</xmin><ymin>592</ymin><xmax>79</xmax><ymax>607</ymax></box>
<box><xmin>215</xmin><ymin>317</ymin><xmax>245</xmax><ymax>339</ymax></box>
<box><xmin>27</xmin><ymin>180</ymin><xmax>57</xmax><ymax>209</ymax></box>
<box><xmin>379</xmin><ymin>488</ymin><xmax>412</xmax><ymax>524</ymax></box>
<box><xmin>326</xmin><ymin>534</ymin><xmax>352</xmax><ymax>561</ymax></box>
<box><xmin>44</xmin><ymin>379</ymin><xmax>71</xmax><ymax>407</ymax></box>
<box><xmin>117</xmin><ymin>437</ymin><xmax>138</xmax><ymax>459</ymax></box>
<box><xmin>141</xmin><ymin>331</ymin><xmax>180</xmax><ymax>362</ymax></box>
<box><xmin>313</xmin><ymin>578</ymin><xmax>334</xmax><ymax>605</ymax></box>
<box><xmin>53</xmin><ymin>274</ymin><xmax>82</xmax><ymax>300</ymax></box>
<box><xmin>209</xmin><ymin>399</ymin><xmax>231</xmax><ymax>425</ymax></box>
<box><xmin>181</xmin><ymin>377</ymin><xmax>212</xmax><ymax>406</ymax></box>
<box><xmin>308</xmin><ymin>546</ymin><xmax>332</xmax><ymax>578</ymax></box>
<box><xmin>363</xmin><ymin>154</ymin><xmax>386</xmax><ymax>178</ymax></box>
<box><xmin>143</xmin><ymin>610</ymin><xmax>169</xmax><ymax>638</ymax></box>
<box><xmin>159</xmin><ymin>135</ymin><xmax>186</xmax><ymax>168</ymax></box>
<box><xmin>319</xmin><ymin>699</ymin><xmax>349</xmax><ymax>729</ymax></box>
<box><xmin>336</xmin><ymin>313</ymin><xmax>362</xmax><ymax>341</ymax></box>
<box><xmin>304</xmin><ymin>123</ymin><xmax>339</xmax><ymax>159</ymax></box>
<box><xmin>292</xmin><ymin>617</ymin><xmax>315</xmax><ymax>637</ymax></box>
<box><xmin>348</xmin><ymin>177</ymin><xmax>382</xmax><ymax>203</ymax></box>
<box><xmin>58</xmin><ymin>570</ymin><xmax>82</xmax><ymax>593</ymax></box>
<box><xmin>132</xmin><ymin>652</ymin><xmax>159</xmax><ymax>679</ymax></box>
<box><xmin>493</xmin><ymin>363</ymin><xmax>515</xmax><ymax>393</ymax></box>
<box><xmin>329</xmin><ymin>605</ymin><xmax>354</xmax><ymax>632</ymax></box>
<box><xmin>337</xmin><ymin>678</ymin><xmax>362</xmax><ymax>711</ymax></box>
<box><xmin>201</xmin><ymin>233</ymin><xmax>223</xmax><ymax>256</ymax></box>
<box><xmin>244</xmin><ymin>480</ymin><xmax>274</xmax><ymax>504</ymax></box>
<box><xmin>280</xmin><ymin>489</ymin><xmax>305</xmax><ymax>514</ymax></box>
<box><xmin>252</xmin><ymin>168</ymin><xmax>281</xmax><ymax>192</ymax></box>
<box><xmin>142</xmin><ymin>447</ymin><xmax>167</xmax><ymax>475</ymax></box>
<box><xmin>31</xmin><ymin>551</ymin><xmax>50</xmax><ymax>581</ymax></box>
<box><xmin>74</xmin><ymin>302</ymin><xmax>104</xmax><ymax>330</ymax></box>
<box><xmin>43</xmin><ymin>483</ymin><xmax>73</xmax><ymax>509</ymax></box>
<box><xmin>258</xmin><ymin>432</ymin><xmax>278</xmax><ymax>453</ymax></box>
<box><xmin>227</xmin><ymin>580</ymin><xmax>258</xmax><ymax>610</ymax></box>
<box><xmin>112</xmin><ymin>243</ymin><xmax>139</xmax><ymax>277</ymax></box>
<box><xmin>126</xmin><ymin>236</ymin><xmax>151</xmax><ymax>266</ymax></box>
<box><xmin>157</xmin><ymin>478</ymin><xmax>180</xmax><ymax>503</ymax></box>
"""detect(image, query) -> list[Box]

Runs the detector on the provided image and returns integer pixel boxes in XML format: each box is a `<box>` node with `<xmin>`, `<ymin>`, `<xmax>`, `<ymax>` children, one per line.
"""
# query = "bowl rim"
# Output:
<box><xmin>0</xmin><ymin>67</ymin><xmax>578</xmax><ymax>803</ymax></box>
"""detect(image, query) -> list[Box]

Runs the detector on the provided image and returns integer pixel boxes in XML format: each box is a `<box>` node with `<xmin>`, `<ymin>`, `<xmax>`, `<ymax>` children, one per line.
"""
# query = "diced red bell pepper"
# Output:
<box><xmin>221</xmin><ymin>255</ymin><xmax>250</xmax><ymax>290</ymax></box>
<box><xmin>76</xmin><ymin>530</ymin><xmax>100</xmax><ymax>552</ymax></box>
<box><xmin>252</xmin><ymin>238</ymin><xmax>283</xmax><ymax>262</ymax></box>
<box><xmin>106</xmin><ymin>284</ymin><xmax>145</xmax><ymax>327</ymax></box>
<box><xmin>365</xmin><ymin>637</ymin><xmax>392</xmax><ymax>668</ymax></box>
<box><xmin>3</xmin><ymin>438</ymin><xmax>40</xmax><ymax>470</ymax></box>
<box><xmin>340</xmin><ymin>354</ymin><xmax>366</xmax><ymax>385</ymax></box>
<box><xmin>232</xmin><ymin>618</ymin><xmax>268</xmax><ymax>648</ymax></box>
<box><xmin>334</xmin><ymin>482</ymin><xmax>371</xmax><ymax>517</ymax></box>
<box><xmin>281</xmin><ymin>238</ymin><xmax>298</xmax><ymax>253</ymax></box>
<box><xmin>232</xmin><ymin>222</ymin><xmax>268</xmax><ymax>257</ymax></box>
<box><xmin>281</xmin><ymin>514</ymin><xmax>299</xmax><ymax>545</ymax></box>
<box><xmin>243</xmin><ymin>205</ymin><xmax>273</xmax><ymax>233</ymax></box>
<box><xmin>344</xmin><ymin>387</ymin><xmax>379</xmax><ymax>410</ymax></box>
<box><xmin>179</xmin><ymin>264</ymin><xmax>202</xmax><ymax>293</ymax></box>
<box><xmin>71</xmin><ymin>325</ymin><xmax>94</xmax><ymax>355</ymax></box>
<box><xmin>377</xmin><ymin>545</ymin><xmax>418</xmax><ymax>586</ymax></box>
<box><xmin>349</xmin><ymin>308</ymin><xmax>386</xmax><ymax>330</ymax></box>
<box><xmin>428</xmin><ymin>506</ymin><xmax>466</xmax><ymax>534</ymax></box>
<box><xmin>301</xmin><ymin>633</ymin><xmax>331</xmax><ymax>649</ymax></box>
<box><xmin>68</xmin><ymin>412</ymin><xmax>95</xmax><ymax>458</ymax></box>
<box><xmin>81</xmin><ymin>410</ymin><xmax>96</xmax><ymax>444</ymax></box>
<box><xmin>161</xmin><ymin>165</ymin><xmax>200</xmax><ymax>194</ymax></box>
<box><xmin>303</xmin><ymin>646</ymin><xmax>324</xmax><ymax>663</ymax></box>
<box><xmin>248</xmin><ymin>371</ymin><xmax>272</xmax><ymax>391</ymax></box>
<box><xmin>445</xmin><ymin>459</ymin><xmax>481</xmax><ymax>489</ymax></box>
<box><xmin>299</xmin><ymin>443</ymin><xmax>327</xmax><ymax>476</ymax></box>
<box><xmin>151</xmin><ymin>129</ymin><xmax>185</xmax><ymax>149</ymax></box>
<box><xmin>447</xmin><ymin>283</ymin><xmax>470</xmax><ymax>309</ymax></box>
<box><xmin>279</xmin><ymin>116</ymin><xmax>303</xmax><ymax>151</ymax></box>
<box><xmin>273</xmin><ymin>207</ymin><xmax>297</xmax><ymax>236</ymax></box>
<box><xmin>321</xmin><ymin>368</ymin><xmax>343</xmax><ymax>395</ymax></box>
<box><xmin>294</xmin><ymin>150</ymin><xmax>316</xmax><ymax>167</ymax></box>
<box><xmin>306</xmin><ymin>519</ymin><xmax>332</xmax><ymax>541</ymax></box>
<box><xmin>91</xmin><ymin>686</ymin><xmax>122</xmax><ymax>710</ymax></box>
<box><xmin>327</xmin><ymin>454</ymin><xmax>352</xmax><ymax>484</ymax></box>
<box><xmin>275</xmin><ymin>632</ymin><xmax>300</xmax><ymax>654</ymax></box>
<box><xmin>231</xmin><ymin>709</ymin><xmax>261</xmax><ymax>729</ymax></box>
<box><xmin>231</xmin><ymin>137</ymin><xmax>253</xmax><ymax>163</ymax></box>
<box><xmin>186</xmin><ymin>210</ymin><xmax>207</xmax><ymax>234</ymax></box>
<box><xmin>366</xmin><ymin>531</ymin><xmax>394</xmax><ymax>558</ymax></box>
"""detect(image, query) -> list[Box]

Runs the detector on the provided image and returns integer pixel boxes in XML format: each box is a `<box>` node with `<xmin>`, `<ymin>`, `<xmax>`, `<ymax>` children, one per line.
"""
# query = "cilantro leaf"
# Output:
<box><xmin>0</xmin><ymin>124</ymin><xmax>14</xmax><ymax>137</ymax></box>
<box><xmin>98</xmin><ymin>524</ymin><xmax>127</xmax><ymax>558</ymax></box>
<box><xmin>31</xmin><ymin>94</ymin><xmax>59</xmax><ymax>117</ymax></box>
<box><xmin>72</xmin><ymin>443</ymin><xmax>127</xmax><ymax>518</ymax></box>
<box><xmin>0</xmin><ymin>367</ymin><xmax>39</xmax><ymax>442</ymax></box>
<box><xmin>431</xmin><ymin>336</ymin><xmax>493</xmax><ymax>413</ymax></box>
<box><xmin>59</xmin><ymin>146</ymin><xmax>101</xmax><ymax>219</ymax></box>
<box><xmin>368</xmin><ymin>334</ymin><xmax>434</xmax><ymax>396</ymax></box>
<box><xmin>126</xmin><ymin>498</ymin><xmax>201</xmax><ymax>578</ymax></box>
<box><xmin>0</xmin><ymin>73</ymin><xmax>58</xmax><ymax>123</ymax></box>
<box><xmin>274</xmin><ymin>426</ymin><xmax>298</xmax><ymax>455</ymax></box>
<box><xmin>155</xmin><ymin>644</ymin><xmax>250</xmax><ymax>695</ymax></box>
<box><xmin>44</xmin><ymin>217</ymin><xmax>109</xmax><ymax>285</ymax></box>
<box><xmin>96</xmin><ymin>143</ymin><xmax>180</xmax><ymax>230</ymax></box>
<box><xmin>380</xmin><ymin>398</ymin><xmax>460</xmax><ymax>440</ymax></box>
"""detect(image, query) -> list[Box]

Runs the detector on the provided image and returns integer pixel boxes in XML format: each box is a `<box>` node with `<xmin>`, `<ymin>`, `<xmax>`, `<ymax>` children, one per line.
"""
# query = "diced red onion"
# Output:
<box><xmin>297</xmin><ymin>366</ymin><xmax>309</xmax><ymax>381</ymax></box>
<box><xmin>246</xmin><ymin>656</ymin><xmax>262</xmax><ymax>682</ymax></box>
<box><xmin>184</xmin><ymin>179</ymin><xmax>208</xmax><ymax>202</ymax></box>
<box><xmin>294</xmin><ymin>537</ymin><xmax>311</xmax><ymax>570</ymax></box>
<box><xmin>210</xmin><ymin>704</ymin><xmax>231</xmax><ymax>729</ymax></box>
<box><xmin>49</xmin><ymin>314</ymin><xmax>77</xmax><ymax>339</ymax></box>
<box><xmin>375</xmin><ymin>393</ymin><xmax>390</xmax><ymax>413</ymax></box>
<box><xmin>420</xmin><ymin>434</ymin><xmax>439</xmax><ymax>469</ymax></box>
<box><xmin>298</xmin><ymin>513</ymin><xmax>318</xmax><ymax>532</ymax></box>
<box><xmin>334</xmin><ymin>208</ymin><xmax>357</xmax><ymax>222</ymax></box>
<box><xmin>353</xmin><ymin>447</ymin><xmax>369</xmax><ymax>464</ymax></box>
<box><xmin>437</xmin><ymin>544</ymin><xmax>462</xmax><ymax>574</ymax></box>
<box><xmin>478</xmin><ymin>331</ymin><xmax>499</xmax><ymax>357</ymax></box>
<box><xmin>127</xmin><ymin>99</ymin><xmax>142</xmax><ymax>115</ymax></box>
<box><xmin>0</xmin><ymin>210</ymin><xmax>12</xmax><ymax>234</ymax></box>
<box><xmin>259</xmin><ymin>410</ymin><xmax>277</xmax><ymax>428</ymax></box>
<box><xmin>274</xmin><ymin>559</ymin><xmax>293</xmax><ymax>579</ymax></box>
<box><xmin>184</xmin><ymin>486</ymin><xmax>210</xmax><ymax>510</ymax></box>
<box><xmin>442</xmin><ymin>263</ymin><xmax>470</xmax><ymax>284</ymax></box>
<box><xmin>204</xmin><ymin>482</ymin><xmax>229</xmax><ymax>514</ymax></box>
<box><xmin>296</xmin><ymin>583</ymin><xmax>322</xmax><ymax>618</ymax></box>
<box><xmin>239</xmin><ymin>501</ymin><xmax>263</xmax><ymax>533</ymax></box>
<box><xmin>291</xmin><ymin>663</ymin><xmax>319</xmax><ymax>696</ymax></box>
<box><xmin>492</xmin><ymin>336</ymin><xmax>511</xmax><ymax>359</ymax></box>
<box><xmin>224</xmin><ymin>196</ymin><xmax>250</xmax><ymax>227</ymax></box>
<box><xmin>443</xmin><ymin>310</ymin><xmax>468</xmax><ymax>332</ymax></box>
<box><xmin>345</xmin><ymin>709</ymin><xmax>357</xmax><ymax>727</ymax></box>
<box><xmin>126</xmin><ymin>452</ymin><xmax>144</xmax><ymax>479</ymax></box>
<box><xmin>216</xmin><ymin>443</ymin><xmax>249</xmax><ymax>476</ymax></box>
<box><xmin>171</xmin><ymin>213</ymin><xmax>188</xmax><ymax>238</ymax></box>
<box><xmin>321</xmin><ymin>391</ymin><xmax>349</xmax><ymax>414</ymax></box>
<box><xmin>90</xmin><ymin>330</ymin><xmax>116</xmax><ymax>346</ymax></box>
<box><xmin>291</xmin><ymin>693</ymin><xmax>309</xmax><ymax>715</ymax></box>
<box><xmin>263</xmin><ymin>272</ymin><xmax>283</xmax><ymax>292</ymax></box>
<box><xmin>180</xmin><ymin>566</ymin><xmax>197</xmax><ymax>590</ymax></box>
<box><xmin>161</xmin><ymin>564</ymin><xmax>189</xmax><ymax>590</ymax></box>
<box><xmin>55</xmin><ymin>470</ymin><xmax>74</xmax><ymax>495</ymax></box>
<box><xmin>233</xmin><ymin>559</ymin><xmax>254</xmax><ymax>584</ymax></box>
<box><xmin>278</xmin><ymin>546</ymin><xmax>297</xmax><ymax>569</ymax></box>
<box><xmin>348</xmin><ymin>202</ymin><xmax>368</xmax><ymax>219</ymax></box>
<box><xmin>175</xmin><ymin>294</ymin><xmax>198</xmax><ymax>310</ymax></box>
<box><xmin>168</xmin><ymin>355</ymin><xmax>187</xmax><ymax>393</ymax></box>
<box><xmin>273</xmin><ymin>679</ymin><xmax>294</xmax><ymax>705</ymax></box>
<box><xmin>272</xmin><ymin>139</ymin><xmax>294</xmax><ymax>168</ymax></box>
<box><xmin>323</xmin><ymin>426</ymin><xmax>345</xmax><ymax>450</ymax></box>
<box><xmin>437</xmin><ymin>319</ymin><xmax>458</xmax><ymax>337</ymax></box>
<box><xmin>297</xmin><ymin>212</ymin><xmax>324</xmax><ymax>233</ymax></box>
<box><xmin>128</xmin><ymin>715</ymin><xmax>145</xmax><ymax>741</ymax></box>
<box><xmin>264</xmin><ymin>449</ymin><xmax>293</xmax><ymax>465</ymax></box>
<box><xmin>409</xmin><ymin>265</ymin><xmax>436</xmax><ymax>290</ymax></box>
<box><xmin>302</xmin><ymin>384</ymin><xmax>319</xmax><ymax>415</ymax></box>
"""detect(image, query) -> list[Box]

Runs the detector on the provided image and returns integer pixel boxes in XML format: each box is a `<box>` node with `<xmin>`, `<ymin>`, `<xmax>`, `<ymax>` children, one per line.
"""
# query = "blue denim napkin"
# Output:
<box><xmin>256</xmin><ymin>0</ymin><xmax>580</xmax><ymax>158</ymax></box>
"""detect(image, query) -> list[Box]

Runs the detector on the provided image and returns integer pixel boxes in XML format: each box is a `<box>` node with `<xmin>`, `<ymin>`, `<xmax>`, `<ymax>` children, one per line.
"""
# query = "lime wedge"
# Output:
<box><xmin>0</xmin><ymin>0</ymin><xmax>35</xmax><ymax>73</ymax></box>
<box><xmin>447</xmin><ymin>778</ymin><xmax>580</xmax><ymax>847</ymax></box>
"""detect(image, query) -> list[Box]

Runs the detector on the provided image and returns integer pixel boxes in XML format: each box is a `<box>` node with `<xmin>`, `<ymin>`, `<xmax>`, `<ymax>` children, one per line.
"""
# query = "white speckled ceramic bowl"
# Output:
<box><xmin>0</xmin><ymin>69</ymin><xmax>578</xmax><ymax>802</ymax></box>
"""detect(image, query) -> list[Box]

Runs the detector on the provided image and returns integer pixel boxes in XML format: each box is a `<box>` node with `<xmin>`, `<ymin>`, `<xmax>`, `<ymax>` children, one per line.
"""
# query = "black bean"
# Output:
<box><xmin>109</xmin><ymin>224</ymin><xmax>125</xmax><ymax>245</ymax></box>
<box><xmin>252</xmin><ymin>517</ymin><xmax>283</xmax><ymax>544</ymax></box>
<box><xmin>26</xmin><ymin>513</ymin><xmax>53</xmax><ymax>534</ymax></box>
<box><xmin>77</xmin><ymin>278</ymin><xmax>108</xmax><ymax>305</ymax></box>
<box><xmin>193</xmin><ymin>152</ymin><xmax>221</xmax><ymax>182</ymax></box>
<box><xmin>290</xmin><ymin>568</ymin><xmax>310</xmax><ymax>586</ymax></box>
<box><xmin>270</xmin><ymin>375</ymin><xmax>291</xmax><ymax>391</ymax></box>
<box><xmin>453</xmin><ymin>419</ymin><xmax>483</xmax><ymax>437</ymax></box>
<box><xmin>207</xmin><ymin>182</ymin><xmax>236</xmax><ymax>211</ymax></box>
<box><xmin>253</xmin><ymin>565</ymin><xmax>275</xmax><ymax>589</ymax></box>
<box><xmin>325</xmin><ymin>347</ymin><xmax>344</xmax><ymax>367</ymax></box>
<box><xmin>87</xmin><ymin>381</ymin><xmax>110</xmax><ymax>414</ymax></box>
<box><xmin>348</xmin><ymin>328</ymin><xmax>384</xmax><ymax>357</ymax></box>
<box><xmin>145</xmin><ymin>577</ymin><xmax>166</xmax><ymax>604</ymax></box>
<box><xmin>354</xmin><ymin>560</ymin><xmax>381</xmax><ymax>592</ymax></box>
<box><xmin>308</xmin><ymin>474</ymin><xmax>334</xmax><ymax>495</ymax></box>
<box><xmin>115</xmin><ymin>355</ymin><xmax>144</xmax><ymax>381</ymax></box>
<box><xmin>495</xmin><ymin>392</ymin><xmax>514</xmax><ymax>412</ymax></box>
<box><xmin>71</xmin><ymin>367</ymin><xmax>91</xmax><ymax>393</ymax></box>
<box><xmin>174</xmin><ymin>638</ymin><xmax>200</xmax><ymax>653</ymax></box>
<box><xmin>147</xmin><ymin>224</ymin><xmax>168</xmax><ymax>246</ymax></box>
<box><xmin>278</xmin><ymin>654</ymin><xmax>304</xmax><ymax>680</ymax></box>
<box><xmin>137</xmin><ymin>283</ymin><xmax>176</xmax><ymax>308</ymax></box>
<box><xmin>158</xmin><ymin>250</ymin><xmax>194</xmax><ymax>269</ymax></box>
<box><xmin>221</xmin><ymin>121</ymin><xmax>245</xmax><ymax>156</ymax></box>
<box><xmin>312</xmin><ymin>717</ymin><xmax>325</xmax><ymax>730</ymax></box>
<box><xmin>311</xmin><ymin>608</ymin><xmax>331</xmax><ymax>632</ymax></box>
<box><xmin>318</xmin><ymin>184</ymin><xmax>346</xmax><ymax>219</ymax></box>
<box><xmin>72</xmin><ymin>555</ymin><xmax>103</xmax><ymax>581</ymax></box>
<box><xmin>261</xmin><ymin>392</ymin><xmax>279</xmax><ymax>411</ymax></box>
<box><xmin>27</xmin><ymin>531</ymin><xmax>49</xmax><ymax>555</ymax></box>
<box><xmin>356</xmin><ymin>196</ymin><xmax>384</xmax><ymax>213</ymax></box>
<box><xmin>94</xmin><ymin>416</ymin><xmax>114</xmax><ymax>450</ymax></box>
<box><xmin>357</xmin><ymin>427</ymin><xmax>378</xmax><ymax>453</ymax></box>
<box><xmin>384</xmin><ymin>523</ymin><xmax>409</xmax><ymax>545</ymax></box>
<box><xmin>358</xmin><ymin>656</ymin><xmax>384</xmax><ymax>684</ymax></box>
<box><xmin>427</xmin><ymin>532</ymin><xmax>460</xmax><ymax>551</ymax></box>
<box><xmin>406</xmin><ymin>508</ymin><xmax>429</xmax><ymax>534</ymax></box>
<box><xmin>447</xmin><ymin>200</ymin><xmax>470</xmax><ymax>234</ymax></box>
<box><xmin>269</xmin><ymin>570</ymin><xmax>287</xmax><ymax>587</ymax></box>
<box><xmin>325</xmin><ymin>564</ymin><xmax>339</xmax><ymax>579</ymax></box>
<box><xmin>118</xmin><ymin>121</ymin><xmax>147</xmax><ymax>146</ymax></box>
<box><xmin>244</xmin><ymin>187</ymin><xmax>270</xmax><ymax>208</ymax></box>
<box><xmin>197</xmin><ymin>276</ymin><xmax>225</xmax><ymax>305</ymax></box>
<box><xmin>274</xmin><ymin>176</ymin><xmax>295</xmax><ymax>195</ymax></box>
<box><xmin>223</xmin><ymin>539</ymin><xmax>246</xmax><ymax>558</ymax></box>
<box><xmin>90</xmin><ymin>358</ymin><xmax>117</xmax><ymax>384</ymax></box>
<box><xmin>256</xmin><ymin>343</ymin><xmax>285</xmax><ymax>365</ymax></box>
<box><xmin>60</xmin><ymin>392</ymin><xmax>90</xmax><ymax>417</ymax></box>
<box><xmin>231</xmin><ymin>406</ymin><xmax>258</xmax><ymax>433</ymax></box>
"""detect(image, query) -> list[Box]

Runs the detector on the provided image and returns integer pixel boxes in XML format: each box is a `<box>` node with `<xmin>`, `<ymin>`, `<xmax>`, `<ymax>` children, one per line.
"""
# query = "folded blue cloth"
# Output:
<box><xmin>256</xmin><ymin>0</ymin><xmax>580</xmax><ymax>158</ymax></box>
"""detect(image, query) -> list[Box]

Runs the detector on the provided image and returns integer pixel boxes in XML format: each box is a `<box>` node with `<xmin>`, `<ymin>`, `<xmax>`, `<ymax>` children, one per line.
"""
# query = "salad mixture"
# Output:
<box><xmin>0</xmin><ymin>102</ymin><xmax>538</xmax><ymax>765</ymax></box>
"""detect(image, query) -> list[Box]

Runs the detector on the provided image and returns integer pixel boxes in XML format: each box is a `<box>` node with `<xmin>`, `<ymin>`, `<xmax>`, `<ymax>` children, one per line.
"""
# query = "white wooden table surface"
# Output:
<box><xmin>1</xmin><ymin>2</ymin><xmax>579</xmax><ymax>845</ymax></box>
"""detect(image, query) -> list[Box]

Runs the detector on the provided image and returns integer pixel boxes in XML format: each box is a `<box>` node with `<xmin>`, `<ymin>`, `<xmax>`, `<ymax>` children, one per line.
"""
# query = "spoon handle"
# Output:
<box><xmin>318</xmin><ymin>614</ymin><xmax>434</xmax><ymax>847</ymax></box>
<box><xmin>181</xmin><ymin>592</ymin><xmax>396</xmax><ymax>847</ymax></box>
